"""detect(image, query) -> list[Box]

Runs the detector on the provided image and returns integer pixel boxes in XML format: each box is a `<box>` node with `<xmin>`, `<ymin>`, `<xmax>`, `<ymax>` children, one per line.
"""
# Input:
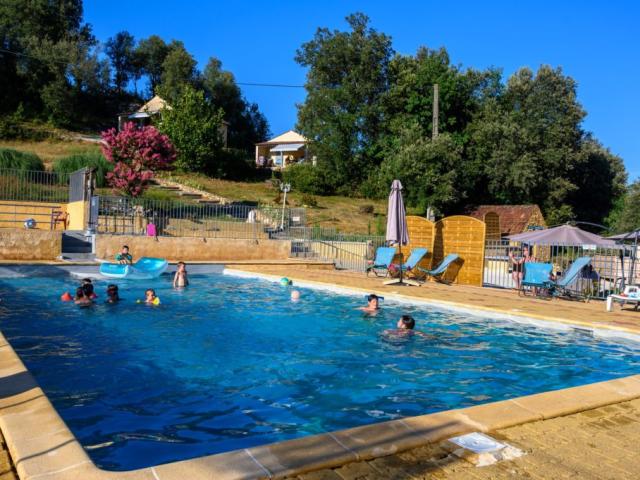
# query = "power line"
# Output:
<box><xmin>0</xmin><ymin>47</ymin><xmax>305</xmax><ymax>88</ymax></box>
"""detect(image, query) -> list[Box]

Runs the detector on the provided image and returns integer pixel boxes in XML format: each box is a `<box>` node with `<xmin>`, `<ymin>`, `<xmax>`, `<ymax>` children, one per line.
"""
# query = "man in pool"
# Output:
<box><xmin>383</xmin><ymin>315</ymin><xmax>432</xmax><ymax>338</ymax></box>
<box><xmin>115</xmin><ymin>245</ymin><xmax>133</xmax><ymax>265</ymax></box>
<box><xmin>360</xmin><ymin>294</ymin><xmax>381</xmax><ymax>313</ymax></box>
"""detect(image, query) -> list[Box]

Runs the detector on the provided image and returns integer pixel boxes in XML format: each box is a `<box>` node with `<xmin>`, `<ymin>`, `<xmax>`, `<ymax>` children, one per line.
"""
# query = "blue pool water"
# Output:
<box><xmin>1</xmin><ymin>271</ymin><xmax>639</xmax><ymax>471</ymax></box>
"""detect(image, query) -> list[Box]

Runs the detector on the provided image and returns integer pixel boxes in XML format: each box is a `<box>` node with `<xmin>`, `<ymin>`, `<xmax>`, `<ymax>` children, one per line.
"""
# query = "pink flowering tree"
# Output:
<box><xmin>101</xmin><ymin>122</ymin><xmax>176</xmax><ymax>197</ymax></box>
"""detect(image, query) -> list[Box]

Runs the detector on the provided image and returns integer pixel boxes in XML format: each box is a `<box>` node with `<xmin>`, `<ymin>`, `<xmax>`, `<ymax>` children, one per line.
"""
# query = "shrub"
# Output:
<box><xmin>101</xmin><ymin>122</ymin><xmax>176</xmax><ymax>197</ymax></box>
<box><xmin>300</xmin><ymin>193</ymin><xmax>318</xmax><ymax>207</ymax></box>
<box><xmin>282</xmin><ymin>163</ymin><xmax>332</xmax><ymax>195</ymax></box>
<box><xmin>359</xmin><ymin>204</ymin><xmax>375</xmax><ymax>215</ymax></box>
<box><xmin>53</xmin><ymin>151</ymin><xmax>113</xmax><ymax>187</ymax></box>
<box><xmin>0</xmin><ymin>148</ymin><xmax>44</xmax><ymax>171</ymax></box>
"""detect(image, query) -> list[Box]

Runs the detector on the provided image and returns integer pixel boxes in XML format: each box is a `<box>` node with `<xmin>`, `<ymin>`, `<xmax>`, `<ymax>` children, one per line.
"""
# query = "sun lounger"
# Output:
<box><xmin>366</xmin><ymin>247</ymin><xmax>397</xmax><ymax>277</ymax></box>
<box><xmin>416</xmin><ymin>253</ymin><xmax>460</xmax><ymax>283</ymax></box>
<box><xmin>606</xmin><ymin>285</ymin><xmax>640</xmax><ymax>311</ymax></box>
<box><xmin>394</xmin><ymin>248</ymin><xmax>428</xmax><ymax>276</ymax></box>
<box><xmin>520</xmin><ymin>262</ymin><xmax>553</xmax><ymax>296</ymax></box>
<box><xmin>549</xmin><ymin>257</ymin><xmax>592</xmax><ymax>299</ymax></box>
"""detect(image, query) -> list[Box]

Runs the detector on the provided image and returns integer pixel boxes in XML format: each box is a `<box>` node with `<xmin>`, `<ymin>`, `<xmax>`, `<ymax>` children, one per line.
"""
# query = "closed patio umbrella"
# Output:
<box><xmin>385</xmin><ymin>180</ymin><xmax>412</xmax><ymax>285</ymax></box>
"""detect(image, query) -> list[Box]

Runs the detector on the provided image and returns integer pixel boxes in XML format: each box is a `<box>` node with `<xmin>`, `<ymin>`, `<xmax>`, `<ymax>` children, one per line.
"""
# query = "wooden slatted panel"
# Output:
<box><xmin>484</xmin><ymin>212</ymin><xmax>501</xmax><ymax>240</ymax></box>
<box><xmin>405</xmin><ymin>216</ymin><xmax>435</xmax><ymax>269</ymax></box>
<box><xmin>433</xmin><ymin>215</ymin><xmax>486</xmax><ymax>286</ymax></box>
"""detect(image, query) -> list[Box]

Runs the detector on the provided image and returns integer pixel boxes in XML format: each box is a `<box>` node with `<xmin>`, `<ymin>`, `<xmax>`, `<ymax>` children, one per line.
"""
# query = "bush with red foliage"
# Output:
<box><xmin>101</xmin><ymin>122</ymin><xmax>176</xmax><ymax>197</ymax></box>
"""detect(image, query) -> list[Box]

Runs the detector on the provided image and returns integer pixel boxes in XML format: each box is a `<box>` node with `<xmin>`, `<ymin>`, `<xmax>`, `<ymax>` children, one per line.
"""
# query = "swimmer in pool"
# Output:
<box><xmin>106</xmin><ymin>284</ymin><xmax>120</xmax><ymax>303</ymax></box>
<box><xmin>81</xmin><ymin>280</ymin><xmax>97</xmax><ymax>299</ymax></box>
<box><xmin>383</xmin><ymin>315</ymin><xmax>431</xmax><ymax>338</ymax></box>
<box><xmin>173</xmin><ymin>261</ymin><xmax>189</xmax><ymax>288</ymax></box>
<box><xmin>144</xmin><ymin>289</ymin><xmax>160</xmax><ymax>305</ymax></box>
<box><xmin>360</xmin><ymin>294</ymin><xmax>381</xmax><ymax>313</ymax></box>
<box><xmin>74</xmin><ymin>286</ymin><xmax>93</xmax><ymax>307</ymax></box>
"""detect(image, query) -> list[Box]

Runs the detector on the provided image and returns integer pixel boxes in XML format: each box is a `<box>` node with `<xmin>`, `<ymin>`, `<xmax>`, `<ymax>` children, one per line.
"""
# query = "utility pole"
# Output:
<box><xmin>432</xmin><ymin>84</ymin><xmax>439</xmax><ymax>138</ymax></box>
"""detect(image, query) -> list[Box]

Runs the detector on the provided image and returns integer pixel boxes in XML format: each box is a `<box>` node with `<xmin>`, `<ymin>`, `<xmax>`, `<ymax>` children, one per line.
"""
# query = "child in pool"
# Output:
<box><xmin>144</xmin><ymin>288</ymin><xmax>160</xmax><ymax>305</ymax></box>
<box><xmin>360</xmin><ymin>293</ymin><xmax>381</xmax><ymax>313</ymax></box>
<box><xmin>81</xmin><ymin>280</ymin><xmax>97</xmax><ymax>299</ymax></box>
<box><xmin>106</xmin><ymin>284</ymin><xmax>120</xmax><ymax>303</ymax></box>
<box><xmin>74</xmin><ymin>286</ymin><xmax>93</xmax><ymax>307</ymax></box>
<box><xmin>173</xmin><ymin>261</ymin><xmax>189</xmax><ymax>288</ymax></box>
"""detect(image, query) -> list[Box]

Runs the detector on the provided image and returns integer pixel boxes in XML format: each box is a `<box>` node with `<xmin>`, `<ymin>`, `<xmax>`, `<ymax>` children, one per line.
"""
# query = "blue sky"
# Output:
<box><xmin>84</xmin><ymin>1</ymin><xmax>639</xmax><ymax>179</ymax></box>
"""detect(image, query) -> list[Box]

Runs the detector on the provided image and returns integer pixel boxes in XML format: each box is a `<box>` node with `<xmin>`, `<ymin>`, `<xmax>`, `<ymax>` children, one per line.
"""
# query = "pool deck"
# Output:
<box><xmin>0</xmin><ymin>264</ymin><xmax>639</xmax><ymax>479</ymax></box>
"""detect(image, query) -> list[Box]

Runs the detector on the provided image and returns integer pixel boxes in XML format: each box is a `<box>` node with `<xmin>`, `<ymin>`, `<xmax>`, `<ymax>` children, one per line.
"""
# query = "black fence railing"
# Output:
<box><xmin>484</xmin><ymin>239</ymin><xmax>633</xmax><ymax>300</ymax></box>
<box><xmin>0</xmin><ymin>169</ymin><xmax>69</xmax><ymax>203</ymax></box>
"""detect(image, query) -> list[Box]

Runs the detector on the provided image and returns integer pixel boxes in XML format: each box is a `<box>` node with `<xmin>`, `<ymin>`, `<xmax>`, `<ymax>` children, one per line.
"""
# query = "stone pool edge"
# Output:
<box><xmin>1</xmin><ymin>278</ymin><xmax>640</xmax><ymax>479</ymax></box>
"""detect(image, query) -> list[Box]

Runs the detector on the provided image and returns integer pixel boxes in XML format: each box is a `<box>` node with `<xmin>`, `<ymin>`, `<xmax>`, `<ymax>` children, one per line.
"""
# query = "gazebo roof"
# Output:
<box><xmin>256</xmin><ymin>130</ymin><xmax>308</xmax><ymax>146</ymax></box>
<box><xmin>137</xmin><ymin>95</ymin><xmax>171</xmax><ymax>115</ymax></box>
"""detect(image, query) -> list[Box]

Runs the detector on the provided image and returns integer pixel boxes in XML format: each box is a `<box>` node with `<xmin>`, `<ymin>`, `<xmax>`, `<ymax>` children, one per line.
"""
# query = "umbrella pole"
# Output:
<box><xmin>399</xmin><ymin>243</ymin><xmax>404</xmax><ymax>285</ymax></box>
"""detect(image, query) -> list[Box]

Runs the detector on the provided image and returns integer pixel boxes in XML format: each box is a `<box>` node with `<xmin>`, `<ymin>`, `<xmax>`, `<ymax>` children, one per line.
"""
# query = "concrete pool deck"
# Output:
<box><xmin>0</xmin><ymin>265</ymin><xmax>639</xmax><ymax>479</ymax></box>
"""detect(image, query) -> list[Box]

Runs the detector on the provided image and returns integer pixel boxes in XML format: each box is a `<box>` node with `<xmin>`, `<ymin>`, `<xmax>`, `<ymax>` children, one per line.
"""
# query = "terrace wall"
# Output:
<box><xmin>96</xmin><ymin>234</ymin><xmax>292</xmax><ymax>262</ymax></box>
<box><xmin>0</xmin><ymin>229</ymin><xmax>61</xmax><ymax>260</ymax></box>
<box><xmin>0</xmin><ymin>200</ymin><xmax>67</xmax><ymax>230</ymax></box>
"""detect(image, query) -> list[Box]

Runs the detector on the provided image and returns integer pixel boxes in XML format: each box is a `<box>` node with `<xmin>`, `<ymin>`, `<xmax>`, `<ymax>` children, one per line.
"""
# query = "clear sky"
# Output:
<box><xmin>84</xmin><ymin>1</ymin><xmax>639</xmax><ymax>179</ymax></box>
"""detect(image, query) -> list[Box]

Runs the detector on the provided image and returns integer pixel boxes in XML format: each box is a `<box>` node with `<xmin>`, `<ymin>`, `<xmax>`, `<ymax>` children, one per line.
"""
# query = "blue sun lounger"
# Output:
<box><xmin>366</xmin><ymin>247</ymin><xmax>397</xmax><ymax>277</ymax></box>
<box><xmin>550</xmin><ymin>256</ymin><xmax>592</xmax><ymax>299</ymax></box>
<box><xmin>416</xmin><ymin>253</ymin><xmax>460</xmax><ymax>282</ymax></box>
<box><xmin>396</xmin><ymin>248</ymin><xmax>428</xmax><ymax>274</ymax></box>
<box><xmin>520</xmin><ymin>262</ymin><xmax>553</xmax><ymax>295</ymax></box>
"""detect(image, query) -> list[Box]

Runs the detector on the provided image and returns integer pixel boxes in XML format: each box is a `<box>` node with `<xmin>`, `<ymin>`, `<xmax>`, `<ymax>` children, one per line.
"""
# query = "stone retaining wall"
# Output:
<box><xmin>0</xmin><ymin>229</ymin><xmax>61</xmax><ymax>260</ymax></box>
<box><xmin>95</xmin><ymin>234</ymin><xmax>292</xmax><ymax>262</ymax></box>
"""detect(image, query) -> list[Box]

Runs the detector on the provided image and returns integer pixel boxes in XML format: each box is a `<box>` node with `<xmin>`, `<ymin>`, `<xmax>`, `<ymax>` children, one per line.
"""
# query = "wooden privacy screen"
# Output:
<box><xmin>405</xmin><ymin>216</ymin><xmax>435</xmax><ymax>269</ymax></box>
<box><xmin>433</xmin><ymin>215</ymin><xmax>486</xmax><ymax>286</ymax></box>
<box><xmin>484</xmin><ymin>211</ymin><xmax>501</xmax><ymax>240</ymax></box>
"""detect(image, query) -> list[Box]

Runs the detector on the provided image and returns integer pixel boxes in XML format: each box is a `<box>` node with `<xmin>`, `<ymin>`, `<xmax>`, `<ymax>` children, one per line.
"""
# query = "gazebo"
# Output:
<box><xmin>255</xmin><ymin>130</ymin><xmax>309</xmax><ymax>169</ymax></box>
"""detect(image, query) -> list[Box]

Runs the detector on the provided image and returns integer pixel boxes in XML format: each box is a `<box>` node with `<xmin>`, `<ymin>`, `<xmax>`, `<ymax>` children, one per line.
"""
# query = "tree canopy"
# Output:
<box><xmin>295</xmin><ymin>13</ymin><xmax>628</xmax><ymax>226</ymax></box>
<box><xmin>0</xmin><ymin>0</ymin><xmax>269</xmax><ymax>158</ymax></box>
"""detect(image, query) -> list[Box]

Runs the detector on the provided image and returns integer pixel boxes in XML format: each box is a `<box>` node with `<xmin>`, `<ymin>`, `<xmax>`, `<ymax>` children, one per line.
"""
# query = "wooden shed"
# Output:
<box><xmin>468</xmin><ymin>205</ymin><xmax>546</xmax><ymax>237</ymax></box>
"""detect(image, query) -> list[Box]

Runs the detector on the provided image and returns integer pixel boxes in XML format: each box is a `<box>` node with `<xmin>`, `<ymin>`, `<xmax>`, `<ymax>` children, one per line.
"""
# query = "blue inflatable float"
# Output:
<box><xmin>100</xmin><ymin>257</ymin><xmax>168</xmax><ymax>279</ymax></box>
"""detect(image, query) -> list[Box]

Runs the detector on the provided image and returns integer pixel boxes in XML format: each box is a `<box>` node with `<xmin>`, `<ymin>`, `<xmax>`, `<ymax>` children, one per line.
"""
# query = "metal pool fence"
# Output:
<box><xmin>484</xmin><ymin>239</ymin><xmax>634</xmax><ymax>299</ymax></box>
<box><xmin>95</xmin><ymin>195</ymin><xmax>385</xmax><ymax>271</ymax></box>
<box><xmin>286</xmin><ymin>227</ymin><xmax>386</xmax><ymax>271</ymax></box>
<box><xmin>0</xmin><ymin>169</ymin><xmax>69</xmax><ymax>203</ymax></box>
<box><xmin>95</xmin><ymin>195</ymin><xmax>306</xmax><ymax>239</ymax></box>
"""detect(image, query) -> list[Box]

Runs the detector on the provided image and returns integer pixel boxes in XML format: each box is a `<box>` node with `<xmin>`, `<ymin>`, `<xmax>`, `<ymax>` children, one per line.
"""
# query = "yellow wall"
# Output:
<box><xmin>0</xmin><ymin>201</ymin><xmax>66</xmax><ymax>230</ymax></box>
<box><xmin>65</xmin><ymin>200</ymin><xmax>88</xmax><ymax>231</ymax></box>
<box><xmin>0</xmin><ymin>200</ymin><xmax>88</xmax><ymax>231</ymax></box>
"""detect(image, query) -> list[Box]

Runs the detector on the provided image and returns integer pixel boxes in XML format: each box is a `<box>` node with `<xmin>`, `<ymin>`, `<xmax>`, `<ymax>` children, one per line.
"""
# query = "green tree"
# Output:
<box><xmin>157</xmin><ymin>41</ymin><xmax>197</xmax><ymax>102</ymax></box>
<box><xmin>371</xmin><ymin>125</ymin><xmax>462</xmax><ymax>214</ymax></box>
<box><xmin>613</xmin><ymin>181</ymin><xmax>640</xmax><ymax>233</ymax></box>
<box><xmin>105</xmin><ymin>31</ymin><xmax>136</xmax><ymax>94</ymax></box>
<box><xmin>295</xmin><ymin>13</ymin><xmax>393</xmax><ymax>192</ymax></box>
<box><xmin>202</xmin><ymin>57</ymin><xmax>270</xmax><ymax>151</ymax></box>
<box><xmin>157</xmin><ymin>86</ymin><xmax>225</xmax><ymax>172</ymax></box>
<box><xmin>136</xmin><ymin>35</ymin><xmax>169</xmax><ymax>95</ymax></box>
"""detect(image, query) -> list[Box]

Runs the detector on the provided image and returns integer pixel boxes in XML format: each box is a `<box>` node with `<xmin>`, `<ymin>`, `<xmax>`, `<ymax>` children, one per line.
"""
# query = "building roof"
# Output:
<box><xmin>468</xmin><ymin>205</ymin><xmax>546</xmax><ymax>235</ymax></box>
<box><xmin>137</xmin><ymin>95</ymin><xmax>171</xmax><ymax>115</ymax></box>
<box><xmin>256</xmin><ymin>130</ymin><xmax>308</xmax><ymax>146</ymax></box>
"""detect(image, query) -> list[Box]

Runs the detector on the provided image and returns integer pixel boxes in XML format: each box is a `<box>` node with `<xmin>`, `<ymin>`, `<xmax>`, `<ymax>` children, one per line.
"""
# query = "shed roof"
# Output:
<box><xmin>468</xmin><ymin>205</ymin><xmax>546</xmax><ymax>235</ymax></box>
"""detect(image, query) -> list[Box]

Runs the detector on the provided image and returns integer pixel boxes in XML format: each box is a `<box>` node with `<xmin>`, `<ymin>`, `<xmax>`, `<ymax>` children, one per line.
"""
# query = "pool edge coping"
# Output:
<box><xmin>1</xmin><ymin>275</ymin><xmax>640</xmax><ymax>479</ymax></box>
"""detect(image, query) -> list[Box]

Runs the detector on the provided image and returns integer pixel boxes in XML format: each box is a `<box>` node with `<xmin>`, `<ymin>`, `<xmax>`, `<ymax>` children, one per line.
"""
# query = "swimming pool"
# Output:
<box><xmin>0</xmin><ymin>270</ymin><xmax>639</xmax><ymax>471</ymax></box>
